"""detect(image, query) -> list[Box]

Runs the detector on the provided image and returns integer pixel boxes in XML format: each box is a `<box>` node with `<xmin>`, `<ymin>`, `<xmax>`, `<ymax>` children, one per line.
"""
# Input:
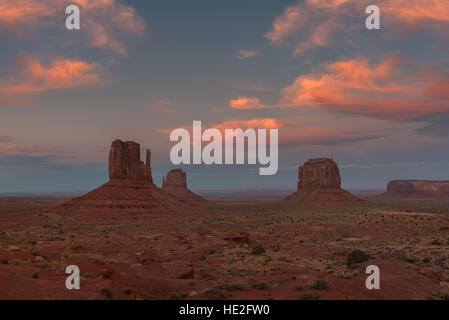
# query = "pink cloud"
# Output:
<box><xmin>230</xmin><ymin>57</ymin><xmax>449</xmax><ymax>120</ymax></box>
<box><xmin>229</xmin><ymin>97</ymin><xmax>274</xmax><ymax>110</ymax></box>
<box><xmin>265</xmin><ymin>0</ymin><xmax>449</xmax><ymax>56</ymax></box>
<box><xmin>1</xmin><ymin>56</ymin><xmax>105</xmax><ymax>96</ymax></box>
<box><xmin>0</xmin><ymin>0</ymin><xmax>145</xmax><ymax>55</ymax></box>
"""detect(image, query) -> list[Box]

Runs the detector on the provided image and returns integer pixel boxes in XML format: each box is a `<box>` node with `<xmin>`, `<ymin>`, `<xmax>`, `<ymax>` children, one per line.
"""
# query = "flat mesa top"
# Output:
<box><xmin>304</xmin><ymin>158</ymin><xmax>335</xmax><ymax>165</ymax></box>
<box><xmin>389</xmin><ymin>180</ymin><xmax>449</xmax><ymax>183</ymax></box>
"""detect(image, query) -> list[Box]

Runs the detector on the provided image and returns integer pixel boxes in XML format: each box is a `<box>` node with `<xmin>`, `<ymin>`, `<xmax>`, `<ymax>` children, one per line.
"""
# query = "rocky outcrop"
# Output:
<box><xmin>383</xmin><ymin>180</ymin><xmax>449</xmax><ymax>199</ymax></box>
<box><xmin>162</xmin><ymin>169</ymin><xmax>207</xmax><ymax>204</ymax></box>
<box><xmin>53</xmin><ymin>140</ymin><xmax>196</xmax><ymax>214</ymax></box>
<box><xmin>284</xmin><ymin>158</ymin><xmax>364</xmax><ymax>205</ymax></box>
<box><xmin>298</xmin><ymin>158</ymin><xmax>341</xmax><ymax>190</ymax></box>
<box><xmin>163</xmin><ymin>169</ymin><xmax>187</xmax><ymax>188</ymax></box>
<box><xmin>109</xmin><ymin>140</ymin><xmax>152</xmax><ymax>182</ymax></box>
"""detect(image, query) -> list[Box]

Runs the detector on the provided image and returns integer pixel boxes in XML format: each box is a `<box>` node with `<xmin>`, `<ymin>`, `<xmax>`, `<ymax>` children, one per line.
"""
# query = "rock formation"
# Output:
<box><xmin>284</xmin><ymin>158</ymin><xmax>364</xmax><ymax>205</ymax></box>
<box><xmin>163</xmin><ymin>169</ymin><xmax>187</xmax><ymax>189</ymax></box>
<box><xmin>162</xmin><ymin>169</ymin><xmax>207</xmax><ymax>204</ymax></box>
<box><xmin>53</xmin><ymin>140</ymin><xmax>195</xmax><ymax>215</ymax></box>
<box><xmin>297</xmin><ymin>158</ymin><xmax>341</xmax><ymax>190</ymax></box>
<box><xmin>382</xmin><ymin>180</ymin><xmax>449</xmax><ymax>199</ymax></box>
<box><xmin>109</xmin><ymin>139</ymin><xmax>152</xmax><ymax>182</ymax></box>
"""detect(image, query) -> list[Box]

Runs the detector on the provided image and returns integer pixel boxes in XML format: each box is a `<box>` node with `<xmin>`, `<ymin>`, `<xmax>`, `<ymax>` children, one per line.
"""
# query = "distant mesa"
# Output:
<box><xmin>53</xmin><ymin>139</ymin><xmax>194</xmax><ymax>214</ymax></box>
<box><xmin>162</xmin><ymin>169</ymin><xmax>208</xmax><ymax>204</ymax></box>
<box><xmin>382</xmin><ymin>180</ymin><xmax>449</xmax><ymax>200</ymax></box>
<box><xmin>284</xmin><ymin>158</ymin><xmax>364</xmax><ymax>205</ymax></box>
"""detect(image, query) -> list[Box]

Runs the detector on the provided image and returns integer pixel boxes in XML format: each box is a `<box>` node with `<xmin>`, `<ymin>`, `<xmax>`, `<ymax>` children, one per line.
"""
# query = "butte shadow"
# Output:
<box><xmin>50</xmin><ymin>140</ymin><xmax>199</xmax><ymax>216</ymax></box>
<box><xmin>283</xmin><ymin>158</ymin><xmax>365</xmax><ymax>206</ymax></box>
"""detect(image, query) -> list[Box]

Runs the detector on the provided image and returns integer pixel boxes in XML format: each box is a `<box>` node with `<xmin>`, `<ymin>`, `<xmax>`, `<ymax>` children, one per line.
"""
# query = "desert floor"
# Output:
<box><xmin>1</xmin><ymin>196</ymin><xmax>449</xmax><ymax>300</ymax></box>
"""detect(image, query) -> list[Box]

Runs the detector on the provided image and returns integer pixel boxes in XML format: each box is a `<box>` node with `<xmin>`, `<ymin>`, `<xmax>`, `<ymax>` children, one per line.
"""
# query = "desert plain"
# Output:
<box><xmin>1</xmin><ymin>194</ymin><xmax>449</xmax><ymax>300</ymax></box>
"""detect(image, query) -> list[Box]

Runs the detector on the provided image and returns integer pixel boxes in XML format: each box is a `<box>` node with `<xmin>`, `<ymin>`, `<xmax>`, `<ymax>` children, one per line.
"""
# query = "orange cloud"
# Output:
<box><xmin>266</xmin><ymin>0</ymin><xmax>449</xmax><ymax>56</ymax></box>
<box><xmin>230</xmin><ymin>57</ymin><xmax>449</xmax><ymax>120</ymax></box>
<box><xmin>213</xmin><ymin>118</ymin><xmax>288</xmax><ymax>132</ymax></box>
<box><xmin>0</xmin><ymin>0</ymin><xmax>144</xmax><ymax>55</ymax></box>
<box><xmin>229</xmin><ymin>97</ymin><xmax>274</xmax><ymax>110</ymax></box>
<box><xmin>158</xmin><ymin>118</ymin><xmax>288</xmax><ymax>138</ymax></box>
<box><xmin>384</xmin><ymin>0</ymin><xmax>449</xmax><ymax>24</ymax></box>
<box><xmin>1</xmin><ymin>56</ymin><xmax>105</xmax><ymax>96</ymax></box>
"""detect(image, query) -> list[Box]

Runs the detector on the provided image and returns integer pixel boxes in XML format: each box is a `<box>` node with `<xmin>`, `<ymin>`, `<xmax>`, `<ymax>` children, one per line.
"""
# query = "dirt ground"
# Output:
<box><xmin>1</xmin><ymin>196</ymin><xmax>449</xmax><ymax>300</ymax></box>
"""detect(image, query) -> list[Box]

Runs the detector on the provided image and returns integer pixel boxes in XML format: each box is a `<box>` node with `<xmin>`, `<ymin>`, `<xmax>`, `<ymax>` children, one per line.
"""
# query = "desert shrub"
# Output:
<box><xmin>167</xmin><ymin>292</ymin><xmax>188</xmax><ymax>300</ymax></box>
<box><xmin>308</xmin><ymin>279</ymin><xmax>330</xmax><ymax>290</ymax></box>
<box><xmin>253</xmin><ymin>282</ymin><xmax>269</xmax><ymax>290</ymax></box>
<box><xmin>339</xmin><ymin>272</ymin><xmax>354</xmax><ymax>279</ymax></box>
<box><xmin>301</xmin><ymin>291</ymin><xmax>321</xmax><ymax>300</ymax></box>
<box><xmin>83</xmin><ymin>272</ymin><xmax>96</xmax><ymax>278</ymax></box>
<box><xmin>294</xmin><ymin>285</ymin><xmax>304</xmax><ymax>291</ymax></box>
<box><xmin>440</xmin><ymin>290</ymin><xmax>449</xmax><ymax>300</ymax></box>
<box><xmin>203</xmin><ymin>288</ymin><xmax>229</xmax><ymax>300</ymax></box>
<box><xmin>251</xmin><ymin>245</ymin><xmax>266</xmax><ymax>255</ymax></box>
<box><xmin>32</xmin><ymin>272</ymin><xmax>39</xmax><ymax>279</ymax></box>
<box><xmin>101</xmin><ymin>287</ymin><xmax>113</xmax><ymax>298</ymax></box>
<box><xmin>225</xmin><ymin>283</ymin><xmax>246</xmax><ymax>292</ymax></box>
<box><xmin>93</xmin><ymin>258</ymin><xmax>106</xmax><ymax>265</ymax></box>
<box><xmin>431</xmin><ymin>239</ymin><xmax>443</xmax><ymax>246</ymax></box>
<box><xmin>346</xmin><ymin>249</ymin><xmax>371</xmax><ymax>265</ymax></box>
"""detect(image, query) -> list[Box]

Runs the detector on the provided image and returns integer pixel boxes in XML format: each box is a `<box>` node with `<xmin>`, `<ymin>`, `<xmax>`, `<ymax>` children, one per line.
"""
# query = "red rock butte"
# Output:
<box><xmin>284</xmin><ymin>158</ymin><xmax>364</xmax><ymax>205</ymax></box>
<box><xmin>109</xmin><ymin>140</ymin><xmax>152</xmax><ymax>182</ymax></box>
<box><xmin>52</xmin><ymin>140</ymin><xmax>194</xmax><ymax>215</ymax></box>
<box><xmin>382</xmin><ymin>180</ymin><xmax>449</xmax><ymax>199</ymax></box>
<box><xmin>162</xmin><ymin>169</ymin><xmax>208</xmax><ymax>204</ymax></box>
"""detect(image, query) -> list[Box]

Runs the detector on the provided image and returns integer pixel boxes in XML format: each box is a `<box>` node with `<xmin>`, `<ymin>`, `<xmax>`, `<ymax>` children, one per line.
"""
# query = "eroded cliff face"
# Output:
<box><xmin>284</xmin><ymin>158</ymin><xmax>363</xmax><ymax>205</ymax></box>
<box><xmin>385</xmin><ymin>180</ymin><xmax>449</xmax><ymax>199</ymax></box>
<box><xmin>109</xmin><ymin>139</ymin><xmax>152</xmax><ymax>182</ymax></box>
<box><xmin>298</xmin><ymin>158</ymin><xmax>341</xmax><ymax>191</ymax></box>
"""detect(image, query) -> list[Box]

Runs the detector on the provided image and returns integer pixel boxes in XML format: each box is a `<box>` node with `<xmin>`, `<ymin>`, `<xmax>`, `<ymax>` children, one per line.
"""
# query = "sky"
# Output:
<box><xmin>0</xmin><ymin>0</ymin><xmax>448</xmax><ymax>192</ymax></box>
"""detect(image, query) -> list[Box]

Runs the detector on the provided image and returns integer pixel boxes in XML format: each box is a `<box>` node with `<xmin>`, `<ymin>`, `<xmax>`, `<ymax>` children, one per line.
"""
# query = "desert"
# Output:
<box><xmin>0</xmin><ymin>140</ymin><xmax>448</xmax><ymax>300</ymax></box>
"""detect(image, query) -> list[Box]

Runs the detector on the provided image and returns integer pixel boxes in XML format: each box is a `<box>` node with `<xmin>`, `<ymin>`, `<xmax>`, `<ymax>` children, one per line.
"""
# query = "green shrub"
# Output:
<box><xmin>301</xmin><ymin>292</ymin><xmax>321</xmax><ymax>300</ymax></box>
<box><xmin>101</xmin><ymin>287</ymin><xmax>113</xmax><ymax>298</ymax></box>
<box><xmin>346</xmin><ymin>249</ymin><xmax>371</xmax><ymax>265</ymax></box>
<box><xmin>308</xmin><ymin>279</ymin><xmax>330</xmax><ymax>290</ymax></box>
<box><xmin>251</xmin><ymin>245</ymin><xmax>266</xmax><ymax>255</ymax></box>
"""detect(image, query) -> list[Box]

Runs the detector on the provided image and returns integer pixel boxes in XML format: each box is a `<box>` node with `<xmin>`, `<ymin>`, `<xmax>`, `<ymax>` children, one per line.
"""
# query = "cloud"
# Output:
<box><xmin>156</xmin><ymin>99</ymin><xmax>175</xmax><ymax>106</ymax></box>
<box><xmin>280</xmin><ymin>127</ymin><xmax>383</xmax><ymax>146</ymax></box>
<box><xmin>0</xmin><ymin>0</ymin><xmax>145</xmax><ymax>55</ymax></box>
<box><xmin>213</xmin><ymin>118</ymin><xmax>288</xmax><ymax>131</ymax></box>
<box><xmin>230</xmin><ymin>57</ymin><xmax>449</xmax><ymax>120</ymax></box>
<box><xmin>159</xmin><ymin>117</ymin><xmax>397</xmax><ymax>146</ymax></box>
<box><xmin>0</xmin><ymin>55</ymin><xmax>106</xmax><ymax>97</ymax></box>
<box><xmin>236</xmin><ymin>49</ymin><xmax>259</xmax><ymax>59</ymax></box>
<box><xmin>0</xmin><ymin>132</ymin><xmax>12</xmax><ymax>143</ymax></box>
<box><xmin>265</xmin><ymin>0</ymin><xmax>449</xmax><ymax>56</ymax></box>
<box><xmin>230</xmin><ymin>97</ymin><xmax>274</xmax><ymax>110</ymax></box>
